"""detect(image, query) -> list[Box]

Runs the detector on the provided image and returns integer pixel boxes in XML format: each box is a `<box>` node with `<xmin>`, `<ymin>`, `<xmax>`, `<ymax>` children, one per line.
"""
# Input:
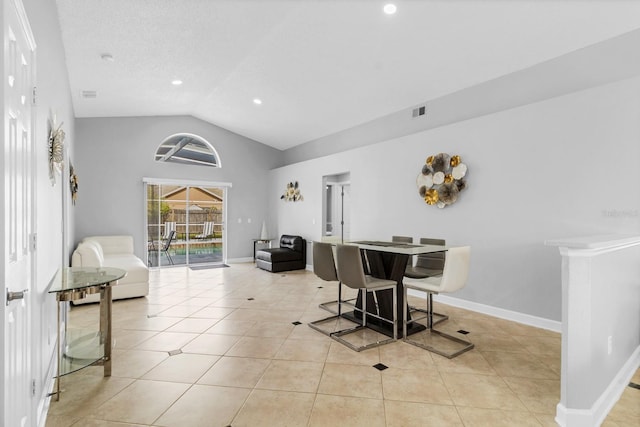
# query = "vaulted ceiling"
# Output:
<box><xmin>56</xmin><ymin>0</ymin><xmax>640</xmax><ymax>150</ymax></box>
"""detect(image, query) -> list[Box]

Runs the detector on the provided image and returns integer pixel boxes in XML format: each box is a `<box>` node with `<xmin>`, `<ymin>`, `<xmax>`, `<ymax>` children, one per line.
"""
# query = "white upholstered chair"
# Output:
<box><xmin>404</xmin><ymin>237</ymin><xmax>449</xmax><ymax>326</ymax></box>
<box><xmin>402</xmin><ymin>246</ymin><xmax>474</xmax><ymax>358</ymax></box>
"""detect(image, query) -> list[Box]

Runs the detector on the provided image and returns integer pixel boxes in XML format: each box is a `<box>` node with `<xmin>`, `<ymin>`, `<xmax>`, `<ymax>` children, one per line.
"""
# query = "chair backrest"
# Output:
<box><xmin>415</xmin><ymin>237</ymin><xmax>446</xmax><ymax>270</ymax></box>
<box><xmin>392</xmin><ymin>235</ymin><xmax>413</xmax><ymax>244</ymax></box>
<box><xmin>162</xmin><ymin>230</ymin><xmax>176</xmax><ymax>251</ymax></box>
<box><xmin>202</xmin><ymin>221</ymin><xmax>214</xmax><ymax>236</ymax></box>
<box><xmin>313</xmin><ymin>242</ymin><xmax>338</xmax><ymax>282</ymax></box>
<box><xmin>163</xmin><ymin>222</ymin><xmax>176</xmax><ymax>239</ymax></box>
<box><xmin>392</xmin><ymin>236</ymin><xmax>413</xmax><ymax>267</ymax></box>
<box><xmin>438</xmin><ymin>246</ymin><xmax>471</xmax><ymax>293</ymax></box>
<box><xmin>335</xmin><ymin>244</ymin><xmax>367</xmax><ymax>290</ymax></box>
<box><xmin>280</xmin><ymin>235</ymin><xmax>304</xmax><ymax>253</ymax></box>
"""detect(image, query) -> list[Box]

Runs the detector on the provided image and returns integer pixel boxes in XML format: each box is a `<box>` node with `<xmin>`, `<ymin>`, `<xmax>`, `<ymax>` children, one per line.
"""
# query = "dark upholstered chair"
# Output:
<box><xmin>404</xmin><ymin>237</ymin><xmax>446</xmax><ymax>279</ymax></box>
<box><xmin>256</xmin><ymin>235</ymin><xmax>306</xmax><ymax>272</ymax></box>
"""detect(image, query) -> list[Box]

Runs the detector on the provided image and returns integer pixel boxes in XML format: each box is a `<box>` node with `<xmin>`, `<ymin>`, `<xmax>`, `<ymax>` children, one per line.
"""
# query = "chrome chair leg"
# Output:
<box><xmin>403</xmin><ymin>287</ymin><xmax>474</xmax><ymax>359</ymax></box>
<box><xmin>331</xmin><ymin>285</ymin><xmax>398</xmax><ymax>352</ymax></box>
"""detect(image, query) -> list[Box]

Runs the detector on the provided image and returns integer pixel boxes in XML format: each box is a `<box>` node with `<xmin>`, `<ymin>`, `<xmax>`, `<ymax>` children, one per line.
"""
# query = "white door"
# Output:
<box><xmin>341</xmin><ymin>184</ymin><xmax>351</xmax><ymax>241</ymax></box>
<box><xmin>2</xmin><ymin>0</ymin><xmax>36</xmax><ymax>425</ymax></box>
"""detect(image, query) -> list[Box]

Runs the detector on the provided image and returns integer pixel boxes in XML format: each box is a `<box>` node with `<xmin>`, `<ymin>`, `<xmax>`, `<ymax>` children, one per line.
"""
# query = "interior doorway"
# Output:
<box><xmin>322</xmin><ymin>173</ymin><xmax>350</xmax><ymax>242</ymax></box>
<box><xmin>2</xmin><ymin>0</ymin><xmax>36</xmax><ymax>424</ymax></box>
<box><xmin>144</xmin><ymin>179</ymin><xmax>229</xmax><ymax>267</ymax></box>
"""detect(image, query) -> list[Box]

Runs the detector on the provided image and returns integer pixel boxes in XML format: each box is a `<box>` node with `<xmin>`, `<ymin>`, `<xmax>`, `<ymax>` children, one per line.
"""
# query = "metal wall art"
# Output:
<box><xmin>69</xmin><ymin>161</ymin><xmax>79</xmax><ymax>205</ymax></box>
<box><xmin>281</xmin><ymin>181</ymin><xmax>303</xmax><ymax>202</ymax></box>
<box><xmin>416</xmin><ymin>153</ymin><xmax>468</xmax><ymax>208</ymax></box>
<box><xmin>48</xmin><ymin>115</ymin><xmax>65</xmax><ymax>185</ymax></box>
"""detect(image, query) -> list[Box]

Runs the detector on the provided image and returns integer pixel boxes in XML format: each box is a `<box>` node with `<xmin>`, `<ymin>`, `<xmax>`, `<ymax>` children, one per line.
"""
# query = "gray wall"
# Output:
<box><xmin>73</xmin><ymin>115</ymin><xmax>282</xmax><ymax>260</ymax></box>
<box><xmin>269</xmin><ymin>75</ymin><xmax>640</xmax><ymax>323</ymax></box>
<box><xmin>283</xmin><ymin>28</ymin><xmax>640</xmax><ymax>165</ymax></box>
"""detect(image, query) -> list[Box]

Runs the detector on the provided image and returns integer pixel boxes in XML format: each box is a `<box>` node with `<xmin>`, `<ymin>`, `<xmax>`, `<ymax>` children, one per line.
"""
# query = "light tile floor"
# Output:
<box><xmin>46</xmin><ymin>263</ymin><xmax>640</xmax><ymax>426</ymax></box>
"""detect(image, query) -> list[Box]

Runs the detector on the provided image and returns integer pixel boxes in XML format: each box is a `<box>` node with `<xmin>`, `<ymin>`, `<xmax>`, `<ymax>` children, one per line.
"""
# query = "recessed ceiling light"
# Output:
<box><xmin>253</xmin><ymin>98</ymin><xmax>262</xmax><ymax>105</ymax></box>
<box><xmin>171</xmin><ymin>79</ymin><xmax>183</xmax><ymax>86</ymax></box>
<box><xmin>383</xmin><ymin>3</ymin><xmax>397</xmax><ymax>15</ymax></box>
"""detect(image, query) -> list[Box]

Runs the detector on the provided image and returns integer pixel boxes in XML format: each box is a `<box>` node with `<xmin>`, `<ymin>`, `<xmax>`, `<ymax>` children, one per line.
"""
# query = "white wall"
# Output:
<box><xmin>23</xmin><ymin>0</ymin><xmax>75</xmax><ymax>423</ymax></box>
<box><xmin>270</xmin><ymin>75</ymin><xmax>640</xmax><ymax>322</ymax></box>
<box><xmin>74</xmin><ymin>116</ymin><xmax>282</xmax><ymax>261</ymax></box>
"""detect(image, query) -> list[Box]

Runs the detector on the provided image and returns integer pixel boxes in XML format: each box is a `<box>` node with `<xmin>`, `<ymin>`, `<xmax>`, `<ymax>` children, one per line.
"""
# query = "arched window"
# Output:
<box><xmin>155</xmin><ymin>133</ymin><xmax>221</xmax><ymax>168</ymax></box>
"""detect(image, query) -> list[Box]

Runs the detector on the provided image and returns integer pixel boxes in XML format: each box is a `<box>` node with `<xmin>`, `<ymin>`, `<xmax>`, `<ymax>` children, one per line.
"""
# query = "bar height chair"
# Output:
<box><xmin>402</xmin><ymin>246</ymin><xmax>474</xmax><ymax>359</ymax></box>
<box><xmin>391</xmin><ymin>235</ymin><xmax>413</xmax><ymax>244</ymax></box>
<box><xmin>404</xmin><ymin>237</ymin><xmax>449</xmax><ymax>325</ymax></box>
<box><xmin>315</xmin><ymin>241</ymin><xmax>345</xmax><ymax>315</ymax></box>
<box><xmin>331</xmin><ymin>244</ymin><xmax>398</xmax><ymax>352</ymax></box>
<box><xmin>392</xmin><ymin>235</ymin><xmax>413</xmax><ymax>268</ymax></box>
<box><xmin>405</xmin><ymin>237</ymin><xmax>446</xmax><ymax>278</ymax></box>
<box><xmin>308</xmin><ymin>242</ymin><xmax>344</xmax><ymax>335</ymax></box>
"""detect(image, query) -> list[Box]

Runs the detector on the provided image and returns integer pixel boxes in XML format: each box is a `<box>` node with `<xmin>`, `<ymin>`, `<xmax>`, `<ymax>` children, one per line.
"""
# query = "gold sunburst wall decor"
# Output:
<box><xmin>48</xmin><ymin>115</ymin><xmax>65</xmax><ymax>185</ymax></box>
<box><xmin>416</xmin><ymin>153</ymin><xmax>468</xmax><ymax>208</ymax></box>
<box><xmin>280</xmin><ymin>181</ymin><xmax>303</xmax><ymax>202</ymax></box>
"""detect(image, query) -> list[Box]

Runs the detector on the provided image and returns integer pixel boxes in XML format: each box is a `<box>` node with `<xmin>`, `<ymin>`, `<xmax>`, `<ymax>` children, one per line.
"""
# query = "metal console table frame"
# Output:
<box><xmin>48</xmin><ymin>267</ymin><xmax>126</xmax><ymax>400</ymax></box>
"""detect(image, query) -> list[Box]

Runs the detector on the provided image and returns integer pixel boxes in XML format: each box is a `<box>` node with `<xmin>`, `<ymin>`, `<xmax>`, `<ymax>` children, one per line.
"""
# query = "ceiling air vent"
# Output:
<box><xmin>80</xmin><ymin>90</ymin><xmax>97</xmax><ymax>99</ymax></box>
<box><xmin>412</xmin><ymin>105</ymin><xmax>426</xmax><ymax>118</ymax></box>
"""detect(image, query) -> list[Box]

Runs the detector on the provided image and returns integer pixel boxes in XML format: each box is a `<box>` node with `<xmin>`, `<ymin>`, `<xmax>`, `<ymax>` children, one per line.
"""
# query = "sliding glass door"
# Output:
<box><xmin>145</xmin><ymin>180</ymin><xmax>227</xmax><ymax>268</ymax></box>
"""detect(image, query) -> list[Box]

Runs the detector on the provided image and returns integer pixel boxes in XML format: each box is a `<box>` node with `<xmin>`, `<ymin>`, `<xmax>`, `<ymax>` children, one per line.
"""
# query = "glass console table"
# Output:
<box><xmin>48</xmin><ymin>267</ymin><xmax>126</xmax><ymax>400</ymax></box>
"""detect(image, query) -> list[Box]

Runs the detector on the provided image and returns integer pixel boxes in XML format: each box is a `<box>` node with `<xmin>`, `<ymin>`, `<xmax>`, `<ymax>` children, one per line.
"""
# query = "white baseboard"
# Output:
<box><xmin>38</xmin><ymin>343</ymin><xmax>58</xmax><ymax>427</ymax></box>
<box><xmin>227</xmin><ymin>259</ymin><xmax>313</xmax><ymax>272</ymax></box>
<box><xmin>227</xmin><ymin>257</ymin><xmax>254</xmax><ymax>264</ymax></box>
<box><xmin>407</xmin><ymin>291</ymin><xmax>562</xmax><ymax>333</ymax></box>
<box><xmin>555</xmin><ymin>345</ymin><xmax>640</xmax><ymax>427</ymax></box>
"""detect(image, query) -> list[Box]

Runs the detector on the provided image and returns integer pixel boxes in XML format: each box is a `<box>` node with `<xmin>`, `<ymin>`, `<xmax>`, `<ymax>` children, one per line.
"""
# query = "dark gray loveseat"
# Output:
<box><xmin>256</xmin><ymin>235</ymin><xmax>306</xmax><ymax>272</ymax></box>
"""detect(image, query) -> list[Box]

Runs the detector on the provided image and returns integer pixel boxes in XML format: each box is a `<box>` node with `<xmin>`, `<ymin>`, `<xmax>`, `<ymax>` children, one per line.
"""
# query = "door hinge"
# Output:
<box><xmin>30</xmin><ymin>233</ymin><xmax>37</xmax><ymax>252</ymax></box>
<box><xmin>32</xmin><ymin>86</ymin><xmax>37</xmax><ymax>105</ymax></box>
<box><xmin>31</xmin><ymin>379</ymin><xmax>36</xmax><ymax>396</ymax></box>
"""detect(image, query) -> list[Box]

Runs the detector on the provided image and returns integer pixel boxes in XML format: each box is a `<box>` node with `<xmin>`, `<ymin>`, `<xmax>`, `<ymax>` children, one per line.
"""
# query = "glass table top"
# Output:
<box><xmin>49</xmin><ymin>267</ymin><xmax>127</xmax><ymax>294</ymax></box>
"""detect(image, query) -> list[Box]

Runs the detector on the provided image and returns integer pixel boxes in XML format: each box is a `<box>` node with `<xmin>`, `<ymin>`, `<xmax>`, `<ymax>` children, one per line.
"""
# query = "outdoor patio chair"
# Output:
<box><xmin>163</xmin><ymin>222</ymin><xmax>176</xmax><ymax>239</ymax></box>
<box><xmin>196</xmin><ymin>221</ymin><xmax>214</xmax><ymax>239</ymax></box>
<box><xmin>162</xmin><ymin>230</ymin><xmax>176</xmax><ymax>265</ymax></box>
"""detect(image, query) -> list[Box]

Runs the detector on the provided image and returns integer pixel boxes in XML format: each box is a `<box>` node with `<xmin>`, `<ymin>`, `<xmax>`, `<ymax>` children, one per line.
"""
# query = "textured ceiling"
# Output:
<box><xmin>55</xmin><ymin>0</ymin><xmax>640</xmax><ymax>150</ymax></box>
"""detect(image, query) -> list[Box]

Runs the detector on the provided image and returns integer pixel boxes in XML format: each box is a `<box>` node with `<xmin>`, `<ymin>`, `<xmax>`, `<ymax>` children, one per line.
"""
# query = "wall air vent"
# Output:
<box><xmin>412</xmin><ymin>105</ymin><xmax>427</xmax><ymax>118</ymax></box>
<box><xmin>81</xmin><ymin>90</ymin><xmax>97</xmax><ymax>99</ymax></box>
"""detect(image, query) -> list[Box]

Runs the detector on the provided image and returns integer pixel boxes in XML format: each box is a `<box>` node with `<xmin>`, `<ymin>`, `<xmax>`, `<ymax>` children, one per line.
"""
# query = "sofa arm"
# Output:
<box><xmin>83</xmin><ymin>235</ymin><xmax>134</xmax><ymax>255</ymax></box>
<box><xmin>71</xmin><ymin>242</ymin><xmax>104</xmax><ymax>267</ymax></box>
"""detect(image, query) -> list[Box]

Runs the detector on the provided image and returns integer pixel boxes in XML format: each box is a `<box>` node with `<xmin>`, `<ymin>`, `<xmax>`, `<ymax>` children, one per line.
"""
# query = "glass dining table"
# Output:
<box><xmin>342</xmin><ymin>240</ymin><xmax>449</xmax><ymax>337</ymax></box>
